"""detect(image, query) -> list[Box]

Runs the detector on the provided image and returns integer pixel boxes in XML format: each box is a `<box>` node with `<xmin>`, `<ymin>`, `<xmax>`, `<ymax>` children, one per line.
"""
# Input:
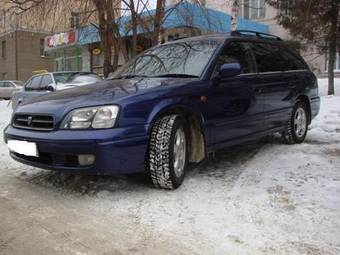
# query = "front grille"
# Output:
<box><xmin>13</xmin><ymin>114</ymin><xmax>54</xmax><ymax>131</ymax></box>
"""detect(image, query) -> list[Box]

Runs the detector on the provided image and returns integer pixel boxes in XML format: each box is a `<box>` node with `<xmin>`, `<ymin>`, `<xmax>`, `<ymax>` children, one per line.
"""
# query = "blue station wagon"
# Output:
<box><xmin>4</xmin><ymin>31</ymin><xmax>320</xmax><ymax>189</ymax></box>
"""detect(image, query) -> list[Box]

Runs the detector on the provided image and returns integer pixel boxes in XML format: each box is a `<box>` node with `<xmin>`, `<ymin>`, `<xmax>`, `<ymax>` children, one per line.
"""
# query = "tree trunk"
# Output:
<box><xmin>152</xmin><ymin>0</ymin><xmax>165</xmax><ymax>46</ymax></box>
<box><xmin>328</xmin><ymin>43</ymin><xmax>336</xmax><ymax>96</ymax></box>
<box><xmin>93</xmin><ymin>0</ymin><xmax>114</xmax><ymax>78</ymax></box>
<box><xmin>130</xmin><ymin>0</ymin><xmax>138</xmax><ymax>57</ymax></box>
<box><xmin>327</xmin><ymin>1</ymin><xmax>339</xmax><ymax>95</ymax></box>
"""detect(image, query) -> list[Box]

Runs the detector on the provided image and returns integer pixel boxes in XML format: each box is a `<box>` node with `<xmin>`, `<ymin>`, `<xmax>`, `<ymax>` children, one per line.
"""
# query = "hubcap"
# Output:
<box><xmin>173</xmin><ymin>128</ymin><xmax>186</xmax><ymax>178</ymax></box>
<box><xmin>294</xmin><ymin>108</ymin><xmax>307</xmax><ymax>138</ymax></box>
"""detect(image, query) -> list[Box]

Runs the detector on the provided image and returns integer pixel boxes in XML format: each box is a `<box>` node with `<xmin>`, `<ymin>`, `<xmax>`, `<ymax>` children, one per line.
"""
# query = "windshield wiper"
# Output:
<box><xmin>152</xmin><ymin>74</ymin><xmax>199</xmax><ymax>78</ymax></box>
<box><xmin>111</xmin><ymin>74</ymin><xmax>150</xmax><ymax>80</ymax></box>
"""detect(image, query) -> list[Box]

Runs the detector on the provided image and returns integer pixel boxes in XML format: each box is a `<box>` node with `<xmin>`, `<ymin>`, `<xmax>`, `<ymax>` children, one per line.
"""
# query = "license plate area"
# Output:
<box><xmin>8</xmin><ymin>140</ymin><xmax>39</xmax><ymax>157</ymax></box>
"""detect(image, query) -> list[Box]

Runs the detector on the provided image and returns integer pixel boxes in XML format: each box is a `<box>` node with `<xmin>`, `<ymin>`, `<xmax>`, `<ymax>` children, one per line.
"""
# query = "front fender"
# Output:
<box><xmin>146</xmin><ymin>96</ymin><xmax>204</xmax><ymax>134</ymax></box>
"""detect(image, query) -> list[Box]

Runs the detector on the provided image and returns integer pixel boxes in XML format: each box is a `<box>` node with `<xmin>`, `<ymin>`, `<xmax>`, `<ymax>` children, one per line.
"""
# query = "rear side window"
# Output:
<box><xmin>0</xmin><ymin>82</ymin><xmax>3</xmax><ymax>87</ymax></box>
<box><xmin>26</xmin><ymin>76</ymin><xmax>42</xmax><ymax>90</ymax></box>
<box><xmin>280</xmin><ymin>48</ymin><xmax>308</xmax><ymax>70</ymax></box>
<box><xmin>250</xmin><ymin>43</ymin><xmax>287</xmax><ymax>72</ymax></box>
<box><xmin>213</xmin><ymin>41</ymin><xmax>256</xmax><ymax>75</ymax></box>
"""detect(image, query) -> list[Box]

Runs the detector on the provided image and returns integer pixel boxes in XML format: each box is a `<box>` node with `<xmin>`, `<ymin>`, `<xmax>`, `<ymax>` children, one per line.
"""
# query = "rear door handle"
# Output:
<box><xmin>255</xmin><ymin>88</ymin><xmax>262</xmax><ymax>94</ymax></box>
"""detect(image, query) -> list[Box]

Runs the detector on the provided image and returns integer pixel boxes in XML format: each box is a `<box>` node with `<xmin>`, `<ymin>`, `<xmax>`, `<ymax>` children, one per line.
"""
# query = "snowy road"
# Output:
<box><xmin>0</xmin><ymin>80</ymin><xmax>339</xmax><ymax>255</ymax></box>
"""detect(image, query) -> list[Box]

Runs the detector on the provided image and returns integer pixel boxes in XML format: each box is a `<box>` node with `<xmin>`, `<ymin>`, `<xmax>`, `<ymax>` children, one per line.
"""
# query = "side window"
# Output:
<box><xmin>280</xmin><ymin>48</ymin><xmax>308</xmax><ymax>70</ymax></box>
<box><xmin>213</xmin><ymin>41</ymin><xmax>255</xmax><ymax>75</ymax></box>
<box><xmin>40</xmin><ymin>75</ymin><xmax>53</xmax><ymax>90</ymax></box>
<box><xmin>4</xmin><ymin>82</ymin><xmax>14</xmax><ymax>87</ymax></box>
<box><xmin>250</xmin><ymin>43</ymin><xmax>286</xmax><ymax>72</ymax></box>
<box><xmin>0</xmin><ymin>82</ymin><xmax>4</xmax><ymax>87</ymax></box>
<box><xmin>26</xmin><ymin>76</ymin><xmax>42</xmax><ymax>90</ymax></box>
<box><xmin>24</xmin><ymin>79</ymin><xmax>32</xmax><ymax>90</ymax></box>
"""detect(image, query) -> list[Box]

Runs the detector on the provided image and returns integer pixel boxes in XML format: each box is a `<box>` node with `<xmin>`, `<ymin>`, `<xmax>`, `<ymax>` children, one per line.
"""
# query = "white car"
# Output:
<box><xmin>0</xmin><ymin>80</ymin><xmax>24</xmax><ymax>99</ymax></box>
<box><xmin>11</xmin><ymin>72</ymin><xmax>102</xmax><ymax>109</ymax></box>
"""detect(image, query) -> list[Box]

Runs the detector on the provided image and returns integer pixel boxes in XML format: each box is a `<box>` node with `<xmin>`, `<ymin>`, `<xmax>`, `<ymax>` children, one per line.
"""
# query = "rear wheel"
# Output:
<box><xmin>282</xmin><ymin>101</ymin><xmax>309</xmax><ymax>144</ymax></box>
<box><xmin>147</xmin><ymin>115</ymin><xmax>187</xmax><ymax>189</ymax></box>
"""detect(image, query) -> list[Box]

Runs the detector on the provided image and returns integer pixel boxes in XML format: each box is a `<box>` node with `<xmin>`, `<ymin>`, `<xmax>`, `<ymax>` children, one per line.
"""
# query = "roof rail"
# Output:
<box><xmin>230</xmin><ymin>30</ymin><xmax>282</xmax><ymax>41</ymax></box>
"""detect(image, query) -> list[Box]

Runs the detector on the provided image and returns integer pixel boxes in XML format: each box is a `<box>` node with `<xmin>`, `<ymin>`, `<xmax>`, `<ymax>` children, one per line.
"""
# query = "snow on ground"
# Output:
<box><xmin>0</xmin><ymin>79</ymin><xmax>339</xmax><ymax>255</ymax></box>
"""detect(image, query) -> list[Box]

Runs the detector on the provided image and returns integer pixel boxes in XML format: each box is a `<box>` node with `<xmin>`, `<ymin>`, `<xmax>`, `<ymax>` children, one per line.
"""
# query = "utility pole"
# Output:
<box><xmin>231</xmin><ymin>0</ymin><xmax>239</xmax><ymax>31</ymax></box>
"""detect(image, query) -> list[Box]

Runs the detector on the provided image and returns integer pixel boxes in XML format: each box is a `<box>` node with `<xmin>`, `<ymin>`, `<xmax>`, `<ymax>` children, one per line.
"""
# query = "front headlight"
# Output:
<box><xmin>61</xmin><ymin>105</ymin><xmax>119</xmax><ymax>129</ymax></box>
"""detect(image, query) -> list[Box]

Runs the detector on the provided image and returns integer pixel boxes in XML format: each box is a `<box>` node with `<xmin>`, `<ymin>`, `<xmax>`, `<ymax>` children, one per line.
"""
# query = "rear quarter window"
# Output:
<box><xmin>250</xmin><ymin>43</ymin><xmax>288</xmax><ymax>72</ymax></box>
<box><xmin>280</xmin><ymin>47</ymin><xmax>309</xmax><ymax>70</ymax></box>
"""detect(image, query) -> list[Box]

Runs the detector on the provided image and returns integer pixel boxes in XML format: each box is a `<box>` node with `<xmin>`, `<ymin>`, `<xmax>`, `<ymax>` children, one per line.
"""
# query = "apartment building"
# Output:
<box><xmin>0</xmin><ymin>29</ymin><xmax>53</xmax><ymax>81</ymax></box>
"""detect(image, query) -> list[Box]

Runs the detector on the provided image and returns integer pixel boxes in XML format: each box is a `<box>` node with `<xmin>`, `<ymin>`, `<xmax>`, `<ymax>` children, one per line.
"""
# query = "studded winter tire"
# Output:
<box><xmin>147</xmin><ymin>115</ymin><xmax>187</xmax><ymax>189</ymax></box>
<box><xmin>282</xmin><ymin>101</ymin><xmax>309</xmax><ymax>144</ymax></box>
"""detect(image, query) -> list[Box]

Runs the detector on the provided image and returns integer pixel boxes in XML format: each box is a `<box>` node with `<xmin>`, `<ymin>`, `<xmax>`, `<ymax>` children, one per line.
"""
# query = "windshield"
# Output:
<box><xmin>53</xmin><ymin>73</ymin><xmax>100</xmax><ymax>84</ymax></box>
<box><xmin>112</xmin><ymin>40</ymin><xmax>220</xmax><ymax>79</ymax></box>
<box><xmin>53</xmin><ymin>73</ymin><xmax>78</xmax><ymax>84</ymax></box>
<box><xmin>67</xmin><ymin>75</ymin><xmax>101</xmax><ymax>84</ymax></box>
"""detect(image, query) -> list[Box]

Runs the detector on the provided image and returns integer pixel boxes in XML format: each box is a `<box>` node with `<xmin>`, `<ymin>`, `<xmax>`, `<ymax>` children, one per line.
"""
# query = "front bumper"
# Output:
<box><xmin>4</xmin><ymin>125</ymin><xmax>149</xmax><ymax>175</ymax></box>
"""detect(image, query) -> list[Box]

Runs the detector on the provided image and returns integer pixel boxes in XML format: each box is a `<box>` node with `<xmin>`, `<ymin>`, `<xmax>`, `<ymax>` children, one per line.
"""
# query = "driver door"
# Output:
<box><xmin>204</xmin><ymin>41</ymin><xmax>266</xmax><ymax>147</ymax></box>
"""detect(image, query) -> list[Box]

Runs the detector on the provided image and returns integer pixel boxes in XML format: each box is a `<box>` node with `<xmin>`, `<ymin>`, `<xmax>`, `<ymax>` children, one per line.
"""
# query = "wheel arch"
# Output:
<box><xmin>296</xmin><ymin>94</ymin><xmax>312</xmax><ymax>124</ymax></box>
<box><xmin>147</xmin><ymin>103</ymin><xmax>206</xmax><ymax>163</ymax></box>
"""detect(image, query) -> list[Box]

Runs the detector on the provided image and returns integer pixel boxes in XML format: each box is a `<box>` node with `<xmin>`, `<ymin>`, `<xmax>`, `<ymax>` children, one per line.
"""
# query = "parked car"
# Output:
<box><xmin>4</xmin><ymin>31</ymin><xmax>320</xmax><ymax>189</ymax></box>
<box><xmin>0</xmin><ymin>80</ymin><xmax>24</xmax><ymax>99</ymax></box>
<box><xmin>11</xmin><ymin>72</ymin><xmax>102</xmax><ymax>109</ymax></box>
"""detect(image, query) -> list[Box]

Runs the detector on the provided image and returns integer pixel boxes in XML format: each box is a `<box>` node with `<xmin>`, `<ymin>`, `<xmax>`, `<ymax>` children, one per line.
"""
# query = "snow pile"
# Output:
<box><xmin>317</xmin><ymin>78</ymin><xmax>340</xmax><ymax>96</ymax></box>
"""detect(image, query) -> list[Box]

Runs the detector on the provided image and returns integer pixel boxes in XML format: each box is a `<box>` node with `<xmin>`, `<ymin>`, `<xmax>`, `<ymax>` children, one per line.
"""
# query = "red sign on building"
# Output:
<box><xmin>45</xmin><ymin>30</ymin><xmax>77</xmax><ymax>50</ymax></box>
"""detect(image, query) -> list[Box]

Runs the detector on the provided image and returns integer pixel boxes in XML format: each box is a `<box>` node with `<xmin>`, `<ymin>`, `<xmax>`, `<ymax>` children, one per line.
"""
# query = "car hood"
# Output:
<box><xmin>15</xmin><ymin>77</ymin><xmax>196</xmax><ymax>115</ymax></box>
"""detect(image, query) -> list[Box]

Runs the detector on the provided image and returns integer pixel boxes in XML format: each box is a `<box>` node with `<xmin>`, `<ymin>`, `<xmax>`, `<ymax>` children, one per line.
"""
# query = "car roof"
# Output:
<box><xmin>0</xmin><ymin>80</ymin><xmax>22</xmax><ymax>82</ymax></box>
<box><xmin>31</xmin><ymin>71</ymin><xmax>96</xmax><ymax>78</ymax></box>
<box><xmin>161</xmin><ymin>31</ymin><xmax>285</xmax><ymax>45</ymax></box>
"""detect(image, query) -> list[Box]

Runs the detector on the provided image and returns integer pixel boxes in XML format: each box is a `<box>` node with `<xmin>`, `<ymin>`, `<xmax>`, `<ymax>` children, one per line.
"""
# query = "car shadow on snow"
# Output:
<box><xmin>18</xmin><ymin>135</ymin><xmax>284</xmax><ymax>196</ymax></box>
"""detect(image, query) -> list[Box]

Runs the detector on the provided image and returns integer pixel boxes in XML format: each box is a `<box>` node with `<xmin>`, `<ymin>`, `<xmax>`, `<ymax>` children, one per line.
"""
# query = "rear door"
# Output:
<box><xmin>204</xmin><ymin>41</ymin><xmax>265</xmax><ymax>147</ymax></box>
<box><xmin>249</xmin><ymin>42</ymin><xmax>292</xmax><ymax>130</ymax></box>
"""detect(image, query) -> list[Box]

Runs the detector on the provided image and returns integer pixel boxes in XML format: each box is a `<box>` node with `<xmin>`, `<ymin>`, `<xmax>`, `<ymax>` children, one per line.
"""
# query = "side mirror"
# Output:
<box><xmin>219</xmin><ymin>62</ymin><xmax>241</xmax><ymax>78</ymax></box>
<box><xmin>46</xmin><ymin>85</ymin><xmax>55</xmax><ymax>92</ymax></box>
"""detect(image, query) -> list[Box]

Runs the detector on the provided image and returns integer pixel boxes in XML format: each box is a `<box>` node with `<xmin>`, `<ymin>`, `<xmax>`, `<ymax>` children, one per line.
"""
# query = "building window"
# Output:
<box><xmin>244</xmin><ymin>0</ymin><xmax>265</xmax><ymax>19</ymax></box>
<box><xmin>279</xmin><ymin>0</ymin><xmax>293</xmax><ymax>15</ymax></box>
<box><xmin>54</xmin><ymin>48</ymin><xmax>82</xmax><ymax>72</ymax></box>
<box><xmin>1</xmin><ymin>40</ymin><xmax>6</xmax><ymax>59</ymax></box>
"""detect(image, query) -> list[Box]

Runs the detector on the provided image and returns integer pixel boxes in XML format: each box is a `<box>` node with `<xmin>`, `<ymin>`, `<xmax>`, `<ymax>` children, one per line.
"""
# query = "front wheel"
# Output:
<box><xmin>147</xmin><ymin>115</ymin><xmax>187</xmax><ymax>189</ymax></box>
<box><xmin>282</xmin><ymin>101</ymin><xmax>309</xmax><ymax>144</ymax></box>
